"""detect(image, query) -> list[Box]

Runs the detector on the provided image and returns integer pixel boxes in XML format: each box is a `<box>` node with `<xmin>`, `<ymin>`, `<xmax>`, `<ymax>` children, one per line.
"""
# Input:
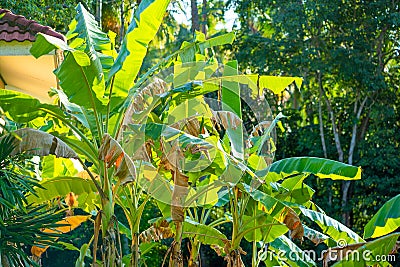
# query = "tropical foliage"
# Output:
<box><xmin>0</xmin><ymin>1</ymin><xmax>399</xmax><ymax>267</ymax></box>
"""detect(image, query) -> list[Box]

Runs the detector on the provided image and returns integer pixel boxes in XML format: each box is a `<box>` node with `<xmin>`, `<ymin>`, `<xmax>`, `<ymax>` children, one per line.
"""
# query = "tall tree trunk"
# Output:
<box><xmin>119</xmin><ymin>0</ymin><xmax>125</xmax><ymax>44</ymax></box>
<box><xmin>321</xmin><ymin>85</ymin><xmax>352</xmax><ymax>226</ymax></box>
<box><xmin>191</xmin><ymin>0</ymin><xmax>200</xmax><ymax>32</ymax></box>
<box><xmin>96</xmin><ymin>0</ymin><xmax>102</xmax><ymax>27</ymax></box>
<box><xmin>322</xmin><ymin>89</ymin><xmax>344</xmax><ymax>162</ymax></box>
<box><xmin>343</xmin><ymin>96</ymin><xmax>368</xmax><ymax>226</ymax></box>
<box><xmin>317</xmin><ymin>72</ymin><xmax>328</xmax><ymax>159</ymax></box>
<box><xmin>317</xmin><ymin>72</ymin><xmax>332</xmax><ymax>208</ymax></box>
<box><xmin>201</xmin><ymin>0</ymin><xmax>207</xmax><ymax>35</ymax></box>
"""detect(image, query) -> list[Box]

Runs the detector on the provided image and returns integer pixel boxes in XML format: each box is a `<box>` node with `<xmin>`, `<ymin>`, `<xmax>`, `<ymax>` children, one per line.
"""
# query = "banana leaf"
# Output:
<box><xmin>364</xmin><ymin>194</ymin><xmax>400</xmax><ymax>239</ymax></box>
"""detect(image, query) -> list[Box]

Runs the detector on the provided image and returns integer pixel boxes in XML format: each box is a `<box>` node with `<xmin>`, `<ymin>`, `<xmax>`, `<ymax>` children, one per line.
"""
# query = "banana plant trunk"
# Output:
<box><xmin>130</xmin><ymin>233</ymin><xmax>140</xmax><ymax>267</ymax></box>
<box><xmin>188</xmin><ymin>240</ymin><xmax>200</xmax><ymax>267</ymax></box>
<box><xmin>169</xmin><ymin>169</ymin><xmax>189</xmax><ymax>267</ymax></box>
<box><xmin>226</xmin><ymin>250</ymin><xmax>245</xmax><ymax>267</ymax></box>
<box><xmin>100</xmin><ymin>177</ymin><xmax>121</xmax><ymax>267</ymax></box>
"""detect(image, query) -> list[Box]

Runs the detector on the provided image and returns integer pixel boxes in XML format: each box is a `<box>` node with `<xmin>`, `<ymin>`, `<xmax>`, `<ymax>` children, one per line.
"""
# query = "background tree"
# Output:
<box><xmin>230</xmin><ymin>0</ymin><xmax>400</xmax><ymax>229</ymax></box>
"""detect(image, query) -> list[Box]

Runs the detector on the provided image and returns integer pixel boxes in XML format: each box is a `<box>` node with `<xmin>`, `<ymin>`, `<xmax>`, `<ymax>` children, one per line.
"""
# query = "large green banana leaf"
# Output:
<box><xmin>0</xmin><ymin>90</ymin><xmax>97</xmax><ymax>160</ymax></box>
<box><xmin>272</xmin><ymin>174</ymin><xmax>315</xmax><ymax>205</ymax></box>
<box><xmin>41</xmin><ymin>155</ymin><xmax>78</xmax><ymax>178</ymax></box>
<box><xmin>27</xmin><ymin>176</ymin><xmax>99</xmax><ymax>212</ymax></box>
<box><xmin>171</xmin><ymin>75</ymin><xmax>301</xmax><ymax>102</ymax></box>
<box><xmin>67</xmin><ymin>3</ymin><xmax>114</xmax><ymax>81</ymax></box>
<box><xmin>364</xmin><ymin>194</ymin><xmax>400</xmax><ymax>239</ymax></box>
<box><xmin>129</xmin><ymin>32</ymin><xmax>235</xmax><ymax>95</ymax></box>
<box><xmin>265</xmin><ymin>157</ymin><xmax>362</xmax><ymax>182</ymax></box>
<box><xmin>66</xmin><ymin>3</ymin><xmax>112</xmax><ymax>51</ymax></box>
<box><xmin>31</xmin><ymin>32</ymin><xmax>107</xmax><ymax>111</ymax></box>
<box><xmin>55</xmin><ymin>89</ymin><xmax>99</xmax><ymax>138</ymax></box>
<box><xmin>183</xmin><ymin>219</ymin><xmax>229</xmax><ymax>247</ymax></box>
<box><xmin>221</xmin><ymin>60</ymin><xmax>244</xmax><ymax>160</ymax></box>
<box><xmin>107</xmin><ymin>0</ymin><xmax>171</xmax><ymax>104</ymax></box>
<box><xmin>299</xmin><ymin>207</ymin><xmax>364</xmax><ymax>244</ymax></box>
<box><xmin>0</xmin><ymin>90</ymin><xmax>62</xmax><ymax>123</ymax></box>
<box><xmin>241</xmin><ymin>213</ymin><xmax>288</xmax><ymax>243</ymax></box>
<box><xmin>241</xmin><ymin>183</ymin><xmax>293</xmax><ymax>219</ymax></box>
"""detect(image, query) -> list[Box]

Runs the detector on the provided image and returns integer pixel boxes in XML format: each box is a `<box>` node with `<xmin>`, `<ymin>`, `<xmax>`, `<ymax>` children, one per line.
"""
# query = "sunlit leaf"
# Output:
<box><xmin>364</xmin><ymin>194</ymin><xmax>400</xmax><ymax>239</ymax></box>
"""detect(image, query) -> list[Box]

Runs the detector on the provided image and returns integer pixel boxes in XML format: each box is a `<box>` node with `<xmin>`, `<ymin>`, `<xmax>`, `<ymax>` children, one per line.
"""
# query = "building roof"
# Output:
<box><xmin>0</xmin><ymin>9</ymin><xmax>65</xmax><ymax>42</ymax></box>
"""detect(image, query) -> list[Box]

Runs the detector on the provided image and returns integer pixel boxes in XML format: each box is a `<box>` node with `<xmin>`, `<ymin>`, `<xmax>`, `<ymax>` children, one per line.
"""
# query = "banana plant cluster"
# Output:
<box><xmin>1</xmin><ymin>1</ymin><xmax>398</xmax><ymax>267</ymax></box>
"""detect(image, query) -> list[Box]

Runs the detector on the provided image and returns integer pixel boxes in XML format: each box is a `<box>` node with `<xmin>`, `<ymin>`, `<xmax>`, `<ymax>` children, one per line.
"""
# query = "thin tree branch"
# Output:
<box><xmin>318</xmin><ymin>71</ymin><xmax>328</xmax><ymax>158</ymax></box>
<box><xmin>320</xmin><ymin>85</ymin><xmax>343</xmax><ymax>162</ymax></box>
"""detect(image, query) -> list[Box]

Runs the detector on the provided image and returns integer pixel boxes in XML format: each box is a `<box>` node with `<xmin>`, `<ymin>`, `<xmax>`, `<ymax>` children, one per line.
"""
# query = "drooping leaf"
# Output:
<box><xmin>266</xmin><ymin>157</ymin><xmax>362</xmax><ymax>183</ymax></box>
<box><xmin>303</xmin><ymin>225</ymin><xmax>336</xmax><ymax>247</ymax></box>
<box><xmin>131</xmin><ymin>33</ymin><xmax>235</xmax><ymax>94</ymax></box>
<box><xmin>241</xmin><ymin>184</ymin><xmax>304</xmax><ymax>240</ymax></box>
<box><xmin>198</xmin><ymin>74</ymin><xmax>302</xmax><ymax>99</ymax></box>
<box><xmin>258</xmin><ymin>76</ymin><xmax>302</xmax><ymax>95</ymax></box>
<box><xmin>241</xmin><ymin>213</ymin><xmax>288</xmax><ymax>243</ymax></box>
<box><xmin>0</xmin><ymin>128</ymin><xmax>78</xmax><ymax>158</ymax></box>
<box><xmin>30</xmin><ymin>33</ymin><xmax>85</xmax><ymax>63</ymax></box>
<box><xmin>221</xmin><ymin>60</ymin><xmax>244</xmax><ymax>160</ymax></box>
<box><xmin>98</xmin><ymin>134</ymin><xmax>136</xmax><ymax>184</ymax></box>
<box><xmin>299</xmin><ymin>207</ymin><xmax>364</xmax><ymax>244</ymax></box>
<box><xmin>139</xmin><ymin>220</ymin><xmax>174</xmax><ymax>243</ymax></box>
<box><xmin>197</xmin><ymin>32</ymin><xmax>235</xmax><ymax>51</ymax></box>
<box><xmin>364</xmin><ymin>194</ymin><xmax>400</xmax><ymax>239</ymax></box>
<box><xmin>273</xmin><ymin>174</ymin><xmax>315</xmax><ymax>205</ymax></box>
<box><xmin>55</xmin><ymin>89</ymin><xmax>99</xmax><ymax>138</ymax></box>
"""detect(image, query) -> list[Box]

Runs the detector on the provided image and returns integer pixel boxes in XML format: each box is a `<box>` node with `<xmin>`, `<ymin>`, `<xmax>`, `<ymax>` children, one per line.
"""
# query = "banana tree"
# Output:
<box><xmin>0</xmin><ymin>4</ymin><xmax>368</xmax><ymax>267</ymax></box>
<box><xmin>113</xmin><ymin>57</ymin><xmax>365</xmax><ymax>267</ymax></box>
<box><xmin>1</xmin><ymin>1</ymin><xmax>172</xmax><ymax>265</ymax></box>
<box><xmin>0</xmin><ymin>3</ymin><xmax>247</xmax><ymax>266</ymax></box>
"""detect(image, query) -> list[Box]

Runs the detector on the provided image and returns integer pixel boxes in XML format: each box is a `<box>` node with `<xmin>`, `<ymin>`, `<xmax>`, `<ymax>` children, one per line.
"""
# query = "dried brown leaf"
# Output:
<box><xmin>282</xmin><ymin>208</ymin><xmax>304</xmax><ymax>240</ymax></box>
<box><xmin>122</xmin><ymin>78</ymin><xmax>169</xmax><ymax>127</ymax></box>
<box><xmin>211</xmin><ymin>110</ymin><xmax>242</xmax><ymax>130</ymax></box>
<box><xmin>0</xmin><ymin>128</ymin><xmax>77</xmax><ymax>158</ymax></box>
<box><xmin>98</xmin><ymin>134</ymin><xmax>136</xmax><ymax>185</ymax></box>
<box><xmin>171</xmin><ymin>170</ymin><xmax>189</xmax><ymax>222</ymax></box>
<box><xmin>139</xmin><ymin>220</ymin><xmax>174</xmax><ymax>243</ymax></box>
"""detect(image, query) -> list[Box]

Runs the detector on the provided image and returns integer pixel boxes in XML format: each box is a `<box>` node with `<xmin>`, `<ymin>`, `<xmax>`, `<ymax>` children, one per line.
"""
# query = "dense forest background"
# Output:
<box><xmin>1</xmin><ymin>0</ymin><xmax>399</xmax><ymax>266</ymax></box>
